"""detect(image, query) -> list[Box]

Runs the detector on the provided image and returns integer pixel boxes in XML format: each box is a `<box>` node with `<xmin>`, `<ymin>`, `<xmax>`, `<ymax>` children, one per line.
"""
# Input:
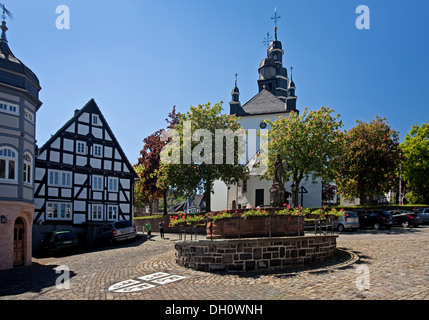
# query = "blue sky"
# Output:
<box><xmin>6</xmin><ymin>0</ymin><xmax>429</xmax><ymax>163</ymax></box>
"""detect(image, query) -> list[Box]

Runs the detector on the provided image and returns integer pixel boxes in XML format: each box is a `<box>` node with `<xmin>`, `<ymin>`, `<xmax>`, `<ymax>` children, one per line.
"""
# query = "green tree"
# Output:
<box><xmin>264</xmin><ymin>107</ymin><xmax>344</xmax><ymax>207</ymax></box>
<box><xmin>401</xmin><ymin>124</ymin><xmax>429</xmax><ymax>204</ymax></box>
<box><xmin>157</xmin><ymin>102</ymin><xmax>247</xmax><ymax>212</ymax></box>
<box><xmin>337</xmin><ymin>116</ymin><xmax>403</xmax><ymax>205</ymax></box>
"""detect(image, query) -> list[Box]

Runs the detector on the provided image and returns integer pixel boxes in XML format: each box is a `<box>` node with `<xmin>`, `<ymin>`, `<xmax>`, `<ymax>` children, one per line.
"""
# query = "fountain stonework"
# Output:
<box><xmin>175</xmin><ymin>154</ymin><xmax>338</xmax><ymax>272</ymax></box>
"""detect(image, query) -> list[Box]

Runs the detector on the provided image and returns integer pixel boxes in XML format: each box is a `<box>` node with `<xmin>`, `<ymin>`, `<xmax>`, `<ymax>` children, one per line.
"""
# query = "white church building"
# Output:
<box><xmin>211</xmin><ymin>24</ymin><xmax>322</xmax><ymax>211</ymax></box>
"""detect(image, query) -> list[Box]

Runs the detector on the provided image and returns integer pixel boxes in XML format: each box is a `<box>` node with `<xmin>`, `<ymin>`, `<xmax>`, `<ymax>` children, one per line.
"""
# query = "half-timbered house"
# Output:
<box><xmin>33</xmin><ymin>99</ymin><xmax>138</xmax><ymax>248</ymax></box>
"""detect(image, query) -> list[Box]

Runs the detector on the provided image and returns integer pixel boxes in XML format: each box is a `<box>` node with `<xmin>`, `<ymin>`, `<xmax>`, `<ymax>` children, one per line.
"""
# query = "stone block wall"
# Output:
<box><xmin>175</xmin><ymin>235</ymin><xmax>338</xmax><ymax>272</ymax></box>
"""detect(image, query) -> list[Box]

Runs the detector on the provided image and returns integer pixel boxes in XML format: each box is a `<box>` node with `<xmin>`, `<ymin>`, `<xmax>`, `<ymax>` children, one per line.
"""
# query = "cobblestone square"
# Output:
<box><xmin>0</xmin><ymin>226</ymin><xmax>428</xmax><ymax>300</ymax></box>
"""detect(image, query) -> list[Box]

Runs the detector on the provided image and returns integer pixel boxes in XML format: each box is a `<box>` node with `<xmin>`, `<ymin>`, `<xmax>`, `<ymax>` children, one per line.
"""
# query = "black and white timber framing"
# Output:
<box><xmin>34</xmin><ymin>99</ymin><xmax>138</xmax><ymax>227</ymax></box>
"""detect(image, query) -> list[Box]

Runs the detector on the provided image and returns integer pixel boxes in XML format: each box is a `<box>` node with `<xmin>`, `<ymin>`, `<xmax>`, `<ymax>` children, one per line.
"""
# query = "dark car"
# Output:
<box><xmin>389</xmin><ymin>210</ymin><xmax>422</xmax><ymax>228</ymax></box>
<box><xmin>417</xmin><ymin>208</ymin><xmax>429</xmax><ymax>224</ymax></box>
<box><xmin>358</xmin><ymin>211</ymin><xmax>393</xmax><ymax>230</ymax></box>
<box><xmin>96</xmin><ymin>220</ymin><xmax>137</xmax><ymax>245</ymax></box>
<box><xmin>39</xmin><ymin>231</ymin><xmax>79</xmax><ymax>255</ymax></box>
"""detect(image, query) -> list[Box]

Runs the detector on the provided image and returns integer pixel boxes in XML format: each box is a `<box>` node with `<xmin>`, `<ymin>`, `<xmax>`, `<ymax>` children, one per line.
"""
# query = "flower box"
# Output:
<box><xmin>206</xmin><ymin>214</ymin><xmax>304</xmax><ymax>239</ymax></box>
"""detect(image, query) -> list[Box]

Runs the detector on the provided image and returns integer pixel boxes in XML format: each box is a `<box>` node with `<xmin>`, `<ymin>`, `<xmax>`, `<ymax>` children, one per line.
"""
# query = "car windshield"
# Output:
<box><xmin>115</xmin><ymin>220</ymin><xmax>132</xmax><ymax>229</ymax></box>
<box><xmin>57</xmin><ymin>232</ymin><xmax>75</xmax><ymax>241</ymax></box>
<box><xmin>346</xmin><ymin>212</ymin><xmax>358</xmax><ymax>218</ymax></box>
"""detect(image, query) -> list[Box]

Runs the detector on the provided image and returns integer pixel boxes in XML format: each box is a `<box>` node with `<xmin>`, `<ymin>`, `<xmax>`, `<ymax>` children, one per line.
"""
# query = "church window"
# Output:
<box><xmin>0</xmin><ymin>147</ymin><xmax>17</xmax><ymax>182</ymax></box>
<box><xmin>242</xmin><ymin>180</ymin><xmax>248</xmax><ymax>193</ymax></box>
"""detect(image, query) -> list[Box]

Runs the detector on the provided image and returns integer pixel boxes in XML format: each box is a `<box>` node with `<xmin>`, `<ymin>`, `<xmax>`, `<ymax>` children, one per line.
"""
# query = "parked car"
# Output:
<box><xmin>39</xmin><ymin>230</ymin><xmax>79</xmax><ymax>256</ymax></box>
<box><xmin>334</xmin><ymin>211</ymin><xmax>360</xmax><ymax>232</ymax></box>
<box><xmin>358</xmin><ymin>211</ymin><xmax>393</xmax><ymax>230</ymax></box>
<box><xmin>96</xmin><ymin>220</ymin><xmax>137</xmax><ymax>245</ymax></box>
<box><xmin>389</xmin><ymin>210</ymin><xmax>422</xmax><ymax>228</ymax></box>
<box><xmin>417</xmin><ymin>208</ymin><xmax>429</xmax><ymax>224</ymax></box>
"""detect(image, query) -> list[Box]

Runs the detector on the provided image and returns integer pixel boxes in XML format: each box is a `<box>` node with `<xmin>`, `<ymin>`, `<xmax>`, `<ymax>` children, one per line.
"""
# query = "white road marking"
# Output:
<box><xmin>109</xmin><ymin>272</ymin><xmax>187</xmax><ymax>293</ymax></box>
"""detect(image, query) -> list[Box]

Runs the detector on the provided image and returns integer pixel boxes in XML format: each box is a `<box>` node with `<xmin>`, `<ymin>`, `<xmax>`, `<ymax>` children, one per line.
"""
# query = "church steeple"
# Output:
<box><xmin>230</xmin><ymin>73</ymin><xmax>242</xmax><ymax>115</ymax></box>
<box><xmin>287</xmin><ymin>67</ymin><xmax>297</xmax><ymax>111</ymax></box>
<box><xmin>0</xmin><ymin>3</ymin><xmax>12</xmax><ymax>43</ymax></box>
<box><xmin>258</xmin><ymin>8</ymin><xmax>289</xmax><ymax>102</ymax></box>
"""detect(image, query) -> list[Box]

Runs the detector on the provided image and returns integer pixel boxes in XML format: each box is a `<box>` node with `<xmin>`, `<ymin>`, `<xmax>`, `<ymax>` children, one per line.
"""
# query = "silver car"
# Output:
<box><xmin>334</xmin><ymin>211</ymin><xmax>360</xmax><ymax>232</ymax></box>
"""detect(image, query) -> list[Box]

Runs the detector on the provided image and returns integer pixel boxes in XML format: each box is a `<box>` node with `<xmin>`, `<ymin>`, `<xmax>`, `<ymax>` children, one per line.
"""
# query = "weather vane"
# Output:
<box><xmin>263</xmin><ymin>32</ymin><xmax>273</xmax><ymax>49</ymax></box>
<box><xmin>0</xmin><ymin>3</ymin><xmax>13</xmax><ymax>22</ymax></box>
<box><xmin>234</xmin><ymin>73</ymin><xmax>238</xmax><ymax>86</ymax></box>
<box><xmin>271</xmin><ymin>7</ymin><xmax>281</xmax><ymax>28</ymax></box>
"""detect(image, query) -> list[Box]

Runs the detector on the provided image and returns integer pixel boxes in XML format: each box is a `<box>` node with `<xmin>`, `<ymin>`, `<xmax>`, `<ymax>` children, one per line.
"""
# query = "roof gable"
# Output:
<box><xmin>241</xmin><ymin>89</ymin><xmax>288</xmax><ymax>116</ymax></box>
<box><xmin>38</xmin><ymin>98</ymin><xmax>138</xmax><ymax>178</ymax></box>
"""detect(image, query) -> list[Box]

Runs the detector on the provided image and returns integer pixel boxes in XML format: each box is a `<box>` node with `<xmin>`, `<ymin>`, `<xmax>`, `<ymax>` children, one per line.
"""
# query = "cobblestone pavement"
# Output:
<box><xmin>0</xmin><ymin>226</ymin><xmax>428</xmax><ymax>300</ymax></box>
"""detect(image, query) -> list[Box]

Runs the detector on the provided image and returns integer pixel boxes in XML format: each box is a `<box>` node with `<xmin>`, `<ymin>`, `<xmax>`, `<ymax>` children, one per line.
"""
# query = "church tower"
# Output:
<box><xmin>229</xmin><ymin>74</ymin><xmax>242</xmax><ymax>115</ymax></box>
<box><xmin>230</xmin><ymin>8</ymin><xmax>298</xmax><ymax>116</ymax></box>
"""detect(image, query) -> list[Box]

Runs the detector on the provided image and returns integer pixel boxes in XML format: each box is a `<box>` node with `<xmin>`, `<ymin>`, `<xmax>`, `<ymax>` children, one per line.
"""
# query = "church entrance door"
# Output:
<box><xmin>255</xmin><ymin>189</ymin><xmax>264</xmax><ymax>207</ymax></box>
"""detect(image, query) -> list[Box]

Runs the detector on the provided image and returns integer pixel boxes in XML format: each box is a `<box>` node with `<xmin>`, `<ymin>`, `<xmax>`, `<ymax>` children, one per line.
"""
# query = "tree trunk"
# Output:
<box><xmin>359</xmin><ymin>189</ymin><xmax>366</xmax><ymax>205</ymax></box>
<box><xmin>163</xmin><ymin>190</ymin><xmax>168</xmax><ymax>216</ymax></box>
<box><xmin>204</xmin><ymin>180</ymin><xmax>212</xmax><ymax>213</ymax></box>
<box><xmin>293</xmin><ymin>182</ymin><xmax>300</xmax><ymax>208</ymax></box>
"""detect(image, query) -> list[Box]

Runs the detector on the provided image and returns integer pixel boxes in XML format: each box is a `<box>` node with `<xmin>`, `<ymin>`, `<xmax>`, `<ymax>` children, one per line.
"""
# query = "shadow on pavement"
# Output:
<box><xmin>0</xmin><ymin>263</ymin><xmax>77</xmax><ymax>297</ymax></box>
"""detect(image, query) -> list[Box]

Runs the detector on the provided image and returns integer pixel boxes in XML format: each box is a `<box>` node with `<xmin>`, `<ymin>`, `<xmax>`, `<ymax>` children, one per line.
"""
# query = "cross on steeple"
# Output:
<box><xmin>271</xmin><ymin>7</ymin><xmax>281</xmax><ymax>28</ymax></box>
<box><xmin>263</xmin><ymin>32</ymin><xmax>272</xmax><ymax>50</ymax></box>
<box><xmin>234</xmin><ymin>73</ymin><xmax>238</xmax><ymax>86</ymax></box>
<box><xmin>0</xmin><ymin>3</ymin><xmax>13</xmax><ymax>22</ymax></box>
<box><xmin>271</xmin><ymin>8</ymin><xmax>281</xmax><ymax>41</ymax></box>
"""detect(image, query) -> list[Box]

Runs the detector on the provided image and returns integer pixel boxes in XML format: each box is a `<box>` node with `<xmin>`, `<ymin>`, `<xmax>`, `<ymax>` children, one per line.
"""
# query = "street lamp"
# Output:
<box><xmin>1</xmin><ymin>215</ymin><xmax>7</xmax><ymax>224</ymax></box>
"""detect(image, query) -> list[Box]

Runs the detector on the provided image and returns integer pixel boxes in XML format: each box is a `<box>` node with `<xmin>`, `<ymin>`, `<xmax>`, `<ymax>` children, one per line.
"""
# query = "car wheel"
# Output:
<box><xmin>373</xmin><ymin>223</ymin><xmax>380</xmax><ymax>230</ymax></box>
<box><xmin>338</xmin><ymin>224</ymin><xmax>345</xmax><ymax>232</ymax></box>
<box><xmin>401</xmin><ymin>221</ymin><xmax>409</xmax><ymax>228</ymax></box>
